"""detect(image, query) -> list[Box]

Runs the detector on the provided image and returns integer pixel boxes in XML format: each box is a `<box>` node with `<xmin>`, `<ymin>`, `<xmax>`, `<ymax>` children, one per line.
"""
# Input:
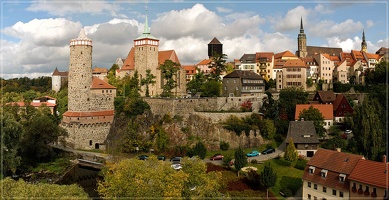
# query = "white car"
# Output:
<box><xmin>345</xmin><ymin>130</ymin><xmax>352</xmax><ymax>134</ymax></box>
<box><xmin>171</xmin><ymin>164</ymin><xmax>182</xmax><ymax>170</ymax></box>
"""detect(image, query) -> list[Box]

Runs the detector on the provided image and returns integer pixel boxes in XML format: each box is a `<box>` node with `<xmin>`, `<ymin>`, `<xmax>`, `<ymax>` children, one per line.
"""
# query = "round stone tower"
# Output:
<box><xmin>68</xmin><ymin>29</ymin><xmax>93</xmax><ymax>111</ymax></box>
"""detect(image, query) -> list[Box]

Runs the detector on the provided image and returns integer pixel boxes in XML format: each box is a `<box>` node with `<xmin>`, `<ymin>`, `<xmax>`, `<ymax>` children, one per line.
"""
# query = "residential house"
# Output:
<box><xmin>301</xmin><ymin>57</ymin><xmax>319</xmax><ymax>83</ymax></box>
<box><xmin>276</xmin><ymin>58</ymin><xmax>308</xmax><ymax>91</ymax></box>
<box><xmin>314</xmin><ymin>53</ymin><xmax>335</xmax><ymax>84</ymax></box>
<box><xmin>376</xmin><ymin>47</ymin><xmax>389</xmax><ymax>62</ymax></box>
<box><xmin>256</xmin><ymin>52</ymin><xmax>274</xmax><ymax>80</ymax></box>
<box><xmin>6</xmin><ymin>96</ymin><xmax>57</xmax><ymax>115</ymax></box>
<box><xmin>334</xmin><ymin>60</ymin><xmax>348</xmax><ymax>83</ymax></box>
<box><xmin>295</xmin><ymin>104</ymin><xmax>334</xmax><ymax>130</ymax></box>
<box><xmin>333</xmin><ymin>94</ymin><xmax>354</xmax><ymax>124</ymax></box>
<box><xmin>285</xmin><ymin>121</ymin><xmax>319</xmax><ymax>158</ymax></box>
<box><xmin>302</xmin><ymin>148</ymin><xmax>364</xmax><ymax>200</ymax></box>
<box><xmin>92</xmin><ymin>66</ymin><xmax>108</xmax><ymax>80</ymax></box>
<box><xmin>222</xmin><ymin>70</ymin><xmax>265</xmax><ymax>97</ymax></box>
<box><xmin>238</xmin><ymin>54</ymin><xmax>257</xmax><ymax>73</ymax></box>
<box><xmin>312</xmin><ymin>90</ymin><xmax>336</xmax><ymax>104</ymax></box>
<box><xmin>348</xmin><ymin>157</ymin><xmax>389</xmax><ymax>200</ymax></box>
<box><xmin>183</xmin><ymin>65</ymin><xmax>196</xmax><ymax>84</ymax></box>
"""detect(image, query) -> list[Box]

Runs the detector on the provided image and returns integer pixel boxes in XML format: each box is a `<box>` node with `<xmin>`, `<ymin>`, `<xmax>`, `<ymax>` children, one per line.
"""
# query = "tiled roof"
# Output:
<box><xmin>333</xmin><ymin>94</ymin><xmax>345</xmax><ymax>111</ymax></box>
<box><xmin>349</xmin><ymin>159</ymin><xmax>389</xmax><ymax>188</ymax></box>
<box><xmin>122</xmin><ymin>47</ymin><xmax>135</xmax><ymax>70</ymax></box>
<box><xmin>376</xmin><ymin>47</ymin><xmax>389</xmax><ymax>55</ymax></box>
<box><xmin>63</xmin><ymin>110</ymin><xmax>114</xmax><ymax>117</ymax></box>
<box><xmin>52</xmin><ymin>68</ymin><xmax>68</xmax><ymax>76</ymax></box>
<box><xmin>306</xmin><ymin>46</ymin><xmax>343</xmax><ymax>57</ymax></box>
<box><xmin>158</xmin><ymin>50</ymin><xmax>180</xmax><ymax>65</ymax></box>
<box><xmin>364</xmin><ymin>52</ymin><xmax>380</xmax><ymax>59</ymax></box>
<box><xmin>295</xmin><ymin>104</ymin><xmax>333</xmax><ymax>120</ymax></box>
<box><xmin>91</xmin><ymin>77</ymin><xmax>116</xmax><ymax>89</ymax></box>
<box><xmin>302</xmin><ymin>148</ymin><xmax>364</xmax><ymax>191</ymax></box>
<box><xmin>283</xmin><ymin>59</ymin><xmax>307</xmax><ymax>68</ymax></box>
<box><xmin>208</xmin><ymin>37</ymin><xmax>222</xmax><ymax>44</ymax></box>
<box><xmin>286</xmin><ymin>121</ymin><xmax>319</xmax><ymax>144</ymax></box>
<box><xmin>8</xmin><ymin>101</ymin><xmax>56</xmax><ymax>107</ymax></box>
<box><xmin>183</xmin><ymin>65</ymin><xmax>196</xmax><ymax>75</ymax></box>
<box><xmin>274</xmin><ymin>50</ymin><xmax>297</xmax><ymax>59</ymax></box>
<box><xmin>256</xmin><ymin>52</ymin><xmax>274</xmax><ymax>62</ymax></box>
<box><xmin>351</xmin><ymin>50</ymin><xmax>365</xmax><ymax>61</ymax></box>
<box><xmin>240</xmin><ymin>54</ymin><xmax>256</xmax><ymax>63</ymax></box>
<box><xmin>92</xmin><ymin>67</ymin><xmax>108</xmax><ymax>74</ymax></box>
<box><xmin>223</xmin><ymin>70</ymin><xmax>264</xmax><ymax>80</ymax></box>
<box><xmin>315</xmin><ymin>90</ymin><xmax>336</xmax><ymax>103</ymax></box>
<box><xmin>198</xmin><ymin>59</ymin><xmax>211</xmax><ymax>65</ymax></box>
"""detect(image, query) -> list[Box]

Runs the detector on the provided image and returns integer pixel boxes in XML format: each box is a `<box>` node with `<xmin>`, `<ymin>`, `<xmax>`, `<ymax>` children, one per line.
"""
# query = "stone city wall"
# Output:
<box><xmin>62</xmin><ymin>122</ymin><xmax>111</xmax><ymax>150</ymax></box>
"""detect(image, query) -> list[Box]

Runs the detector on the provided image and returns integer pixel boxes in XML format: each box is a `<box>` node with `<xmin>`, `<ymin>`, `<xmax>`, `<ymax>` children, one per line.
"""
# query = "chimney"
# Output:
<box><xmin>383</xmin><ymin>155</ymin><xmax>387</xmax><ymax>163</ymax></box>
<box><xmin>336</xmin><ymin>148</ymin><xmax>341</xmax><ymax>152</ymax></box>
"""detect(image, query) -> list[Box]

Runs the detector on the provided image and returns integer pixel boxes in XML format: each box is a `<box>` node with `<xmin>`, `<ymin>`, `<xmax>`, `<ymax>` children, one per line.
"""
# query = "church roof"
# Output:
<box><xmin>91</xmin><ymin>77</ymin><xmax>116</xmax><ymax>89</ymax></box>
<box><xmin>158</xmin><ymin>50</ymin><xmax>180</xmax><ymax>65</ymax></box>
<box><xmin>306</xmin><ymin>46</ymin><xmax>343</xmax><ymax>57</ymax></box>
<box><xmin>136</xmin><ymin>14</ymin><xmax>158</xmax><ymax>40</ymax></box>
<box><xmin>121</xmin><ymin>47</ymin><xmax>135</xmax><ymax>71</ymax></box>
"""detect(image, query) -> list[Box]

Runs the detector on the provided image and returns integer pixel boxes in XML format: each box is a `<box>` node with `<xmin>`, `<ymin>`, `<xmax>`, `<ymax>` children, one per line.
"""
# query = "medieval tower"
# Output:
<box><xmin>361</xmin><ymin>29</ymin><xmax>367</xmax><ymax>52</ymax></box>
<box><xmin>61</xmin><ymin>29</ymin><xmax>116</xmax><ymax>150</ymax></box>
<box><xmin>134</xmin><ymin>13</ymin><xmax>160</xmax><ymax>97</ymax></box>
<box><xmin>296</xmin><ymin>17</ymin><xmax>308</xmax><ymax>58</ymax></box>
<box><xmin>208</xmin><ymin>37</ymin><xmax>223</xmax><ymax>59</ymax></box>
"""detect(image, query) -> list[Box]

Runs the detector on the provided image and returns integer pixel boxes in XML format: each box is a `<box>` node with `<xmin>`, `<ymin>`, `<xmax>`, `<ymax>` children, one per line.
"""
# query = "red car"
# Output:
<box><xmin>210</xmin><ymin>154</ymin><xmax>224</xmax><ymax>160</ymax></box>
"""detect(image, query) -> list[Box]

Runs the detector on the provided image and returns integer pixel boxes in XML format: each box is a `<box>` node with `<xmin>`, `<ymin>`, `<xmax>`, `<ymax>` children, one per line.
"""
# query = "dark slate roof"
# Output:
<box><xmin>223</xmin><ymin>70</ymin><xmax>264</xmax><ymax>80</ymax></box>
<box><xmin>286</xmin><ymin>121</ymin><xmax>319</xmax><ymax>144</ymax></box>
<box><xmin>239</xmin><ymin>54</ymin><xmax>256</xmax><ymax>63</ymax></box>
<box><xmin>307</xmin><ymin>46</ymin><xmax>343</xmax><ymax>57</ymax></box>
<box><xmin>314</xmin><ymin>90</ymin><xmax>336</xmax><ymax>103</ymax></box>
<box><xmin>209</xmin><ymin>37</ymin><xmax>222</xmax><ymax>44</ymax></box>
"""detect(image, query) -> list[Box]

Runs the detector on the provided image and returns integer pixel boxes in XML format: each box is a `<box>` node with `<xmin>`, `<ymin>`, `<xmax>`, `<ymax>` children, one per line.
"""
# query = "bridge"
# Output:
<box><xmin>77</xmin><ymin>159</ymin><xmax>104</xmax><ymax>170</ymax></box>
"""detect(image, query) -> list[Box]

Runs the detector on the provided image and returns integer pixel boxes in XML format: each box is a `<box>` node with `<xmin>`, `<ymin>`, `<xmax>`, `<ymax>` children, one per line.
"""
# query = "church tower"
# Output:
<box><xmin>134</xmin><ymin>10</ymin><xmax>160</xmax><ymax>96</ymax></box>
<box><xmin>68</xmin><ymin>29</ymin><xmax>93</xmax><ymax>111</ymax></box>
<box><xmin>361</xmin><ymin>29</ymin><xmax>367</xmax><ymax>52</ymax></box>
<box><xmin>208</xmin><ymin>37</ymin><xmax>223</xmax><ymax>59</ymax></box>
<box><xmin>297</xmin><ymin>17</ymin><xmax>308</xmax><ymax>58</ymax></box>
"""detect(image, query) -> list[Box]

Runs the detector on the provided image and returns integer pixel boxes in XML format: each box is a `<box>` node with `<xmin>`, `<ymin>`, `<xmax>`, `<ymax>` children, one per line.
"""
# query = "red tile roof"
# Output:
<box><xmin>198</xmin><ymin>59</ymin><xmax>211</xmax><ymax>65</ymax></box>
<box><xmin>274</xmin><ymin>50</ymin><xmax>297</xmax><ymax>59</ymax></box>
<box><xmin>92</xmin><ymin>67</ymin><xmax>108</xmax><ymax>73</ymax></box>
<box><xmin>256</xmin><ymin>52</ymin><xmax>274</xmax><ymax>62</ymax></box>
<box><xmin>158</xmin><ymin>50</ymin><xmax>180</xmax><ymax>65</ymax></box>
<box><xmin>295</xmin><ymin>104</ymin><xmax>333</xmax><ymax>120</ymax></box>
<box><xmin>349</xmin><ymin>159</ymin><xmax>389</xmax><ymax>188</ymax></box>
<box><xmin>333</xmin><ymin>94</ymin><xmax>345</xmax><ymax>111</ymax></box>
<box><xmin>91</xmin><ymin>77</ymin><xmax>116</xmax><ymax>89</ymax></box>
<box><xmin>8</xmin><ymin>101</ymin><xmax>56</xmax><ymax>107</ymax></box>
<box><xmin>183</xmin><ymin>65</ymin><xmax>196</xmax><ymax>75</ymax></box>
<box><xmin>63</xmin><ymin>110</ymin><xmax>114</xmax><ymax>117</ymax></box>
<box><xmin>283</xmin><ymin>59</ymin><xmax>307</xmax><ymax>68</ymax></box>
<box><xmin>52</xmin><ymin>68</ymin><xmax>68</xmax><ymax>76</ymax></box>
<box><xmin>302</xmin><ymin>148</ymin><xmax>364</xmax><ymax>190</ymax></box>
<box><xmin>121</xmin><ymin>47</ymin><xmax>135</xmax><ymax>70</ymax></box>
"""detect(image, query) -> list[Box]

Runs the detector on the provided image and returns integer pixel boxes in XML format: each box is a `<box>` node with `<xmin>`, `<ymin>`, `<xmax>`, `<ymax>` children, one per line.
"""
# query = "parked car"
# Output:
<box><xmin>171</xmin><ymin>163</ymin><xmax>182</xmax><ymax>170</ymax></box>
<box><xmin>170</xmin><ymin>157</ymin><xmax>182</xmax><ymax>163</ymax></box>
<box><xmin>229</xmin><ymin>159</ymin><xmax>235</xmax><ymax>166</ymax></box>
<box><xmin>210</xmin><ymin>154</ymin><xmax>224</xmax><ymax>160</ymax></box>
<box><xmin>138</xmin><ymin>155</ymin><xmax>148</xmax><ymax>160</ymax></box>
<box><xmin>157</xmin><ymin>155</ymin><xmax>166</xmax><ymax>161</ymax></box>
<box><xmin>246</xmin><ymin>150</ymin><xmax>260</xmax><ymax>157</ymax></box>
<box><xmin>345</xmin><ymin>130</ymin><xmax>352</xmax><ymax>134</ymax></box>
<box><xmin>262</xmin><ymin>147</ymin><xmax>275</xmax><ymax>155</ymax></box>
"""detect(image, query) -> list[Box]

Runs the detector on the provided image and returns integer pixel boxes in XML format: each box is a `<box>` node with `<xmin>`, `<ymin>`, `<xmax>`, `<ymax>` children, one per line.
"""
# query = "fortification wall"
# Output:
<box><xmin>62</xmin><ymin>122</ymin><xmax>111</xmax><ymax>150</ymax></box>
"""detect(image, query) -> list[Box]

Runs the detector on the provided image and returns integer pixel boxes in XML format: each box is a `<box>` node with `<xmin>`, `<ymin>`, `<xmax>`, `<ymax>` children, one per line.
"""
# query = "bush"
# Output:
<box><xmin>274</xmin><ymin>158</ymin><xmax>292</xmax><ymax>167</ymax></box>
<box><xmin>294</xmin><ymin>159</ymin><xmax>307</xmax><ymax>170</ymax></box>
<box><xmin>220</xmin><ymin>141</ymin><xmax>230</xmax><ymax>151</ymax></box>
<box><xmin>280</xmin><ymin>187</ymin><xmax>293</xmax><ymax>197</ymax></box>
<box><xmin>250</xmin><ymin>159</ymin><xmax>258</xmax><ymax>164</ymax></box>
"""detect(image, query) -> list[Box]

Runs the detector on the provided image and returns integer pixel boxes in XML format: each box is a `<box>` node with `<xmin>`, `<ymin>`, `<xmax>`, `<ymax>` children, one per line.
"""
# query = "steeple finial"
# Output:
<box><xmin>300</xmin><ymin>17</ymin><xmax>304</xmax><ymax>33</ymax></box>
<box><xmin>143</xmin><ymin>6</ymin><xmax>150</xmax><ymax>34</ymax></box>
<box><xmin>362</xmin><ymin>29</ymin><xmax>366</xmax><ymax>41</ymax></box>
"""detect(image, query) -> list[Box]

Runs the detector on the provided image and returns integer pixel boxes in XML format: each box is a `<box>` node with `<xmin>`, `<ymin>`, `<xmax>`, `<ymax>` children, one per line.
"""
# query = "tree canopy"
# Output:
<box><xmin>298</xmin><ymin>106</ymin><xmax>325</xmax><ymax>138</ymax></box>
<box><xmin>160</xmin><ymin>59</ymin><xmax>181</xmax><ymax>97</ymax></box>
<box><xmin>278</xmin><ymin>87</ymin><xmax>309</xmax><ymax>121</ymax></box>
<box><xmin>285</xmin><ymin>138</ymin><xmax>298</xmax><ymax>162</ymax></box>
<box><xmin>259</xmin><ymin>163</ymin><xmax>277</xmax><ymax>199</ymax></box>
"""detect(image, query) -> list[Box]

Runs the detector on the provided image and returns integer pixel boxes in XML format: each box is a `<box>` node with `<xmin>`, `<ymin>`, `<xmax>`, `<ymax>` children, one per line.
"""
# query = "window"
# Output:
<box><xmin>308</xmin><ymin>182</ymin><xmax>311</xmax><ymax>188</ymax></box>
<box><xmin>314</xmin><ymin>184</ymin><xmax>317</xmax><ymax>190</ymax></box>
<box><xmin>236</xmin><ymin>86</ymin><xmax>239</xmax><ymax>91</ymax></box>
<box><xmin>332</xmin><ymin>189</ymin><xmax>337</xmax><ymax>196</ymax></box>
<box><xmin>321</xmin><ymin>169</ymin><xmax>328</xmax><ymax>177</ymax></box>
<box><xmin>308</xmin><ymin>194</ymin><xmax>311</xmax><ymax>200</ymax></box>
<box><xmin>323</xmin><ymin>187</ymin><xmax>327</xmax><ymax>193</ymax></box>
<box><xmin>309</xmin><ymin>166</ymin><xmax>315</xmax><ymax>174</ymax></box>
<box><xmin>314</xmin><ymin>197</ymin><xmax>317</xmax><ymax>200</ymax></box>
<box><xmin>339</xmin><ymin>174</ymin><xmax>346</xmax><ymax>182</ymax></box>
<box><xmin>339</xmin><ymin>191</ymin><xmax>343</xmax><ymax>197</ymax></box>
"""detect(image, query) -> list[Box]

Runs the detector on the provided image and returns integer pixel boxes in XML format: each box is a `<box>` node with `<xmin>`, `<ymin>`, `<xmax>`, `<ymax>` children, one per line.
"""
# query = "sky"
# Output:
<box><xmin>1</xmin><ymin>0</ymin><xmax>388</xmax><ymax>79</ymax></box>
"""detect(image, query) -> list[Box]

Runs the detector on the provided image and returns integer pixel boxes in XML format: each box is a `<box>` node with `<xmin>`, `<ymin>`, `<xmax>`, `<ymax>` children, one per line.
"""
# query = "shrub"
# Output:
<box><xmin>294</xmin><ymin>159</ymin><xmax>307</xmax><ymax>170</ymax></box>
<box><xmin>220</xmin><ymin>141</ymin><xmax>230</xmax><ymax>151</ymax></box>
<box><xmin>280</xmin><ymin>187</ymin><xmax>293</xmax><ymax>197</ymax></box>
<box><xmin>250</xmin><ymin>159</ymin><xmax>258</xmax><ymax>164</ymax></box>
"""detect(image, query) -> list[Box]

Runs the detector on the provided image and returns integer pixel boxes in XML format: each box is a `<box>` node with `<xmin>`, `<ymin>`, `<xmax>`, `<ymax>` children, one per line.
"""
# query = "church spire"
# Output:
<box><xmin>361</xmin><ymin>29</ymin><xmax>367</xmax><ymax>52</ymax></box>
<box><xmin>300</xmin><ymin>16</ymin><xmax>304</xmax><ymax>33</ymax></box>
<box><xmin>143</xmin><ymin>6</ymin><xmax>150</xmax><ymax>34</ymax></box>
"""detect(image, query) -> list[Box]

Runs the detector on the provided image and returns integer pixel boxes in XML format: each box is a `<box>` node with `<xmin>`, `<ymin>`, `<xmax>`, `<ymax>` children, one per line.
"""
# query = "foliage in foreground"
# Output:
<box><xmin>97</xmin><ymin>156</ymin><xmax>222</xmax><ymax>199</ymax></box>
<box><xmin>0</xmin><ymin>178</ymin><xmax>89</xmax><ymax>199</ymax></box>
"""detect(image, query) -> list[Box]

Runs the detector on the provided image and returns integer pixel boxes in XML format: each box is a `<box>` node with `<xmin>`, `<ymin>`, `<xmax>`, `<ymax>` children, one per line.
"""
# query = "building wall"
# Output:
<box><xmin>222</xmin><ymin>78</ymin><xmax>241</xmax><ymax>97</ymax></box>
<box><xmin>281</xmin><ymin>67</ymin><xmax>307</xmax><ymax>90</ymax></box>
<box><xmin>89</xmin><ymin>89</ymin><xmax>116</xmax><ymax>111</ymax></box>
<box><xmin>349</xmin><ymin>180</ymin><xmax>387</xmax><ymax>199</ymax></box>
<box><xmin>303</xmin><ymin>181</ymin><xmax>349</xmax><ymax>200</ymax></box>
<box><xmin>52</xmin><ymin>75</ymin><xmax>62</xmax><ymax>92</ymax></box>
<box><xmin>315</xmin><ymin>54</ymin><xmax>335</xmax><ymax>83</ymax></box>
<box><xmin>68</xmin><ymin>45</ymin><xmax>93</xmax><ymax>111</ymax></box>
<box><xmin>134</xmin><ymin>44</ymin><xmax>159</xmax><ymax>96</ymax></box>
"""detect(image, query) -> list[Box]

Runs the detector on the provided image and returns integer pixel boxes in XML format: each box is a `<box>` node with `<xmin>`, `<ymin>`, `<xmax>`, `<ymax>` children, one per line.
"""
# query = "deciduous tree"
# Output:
<box><xmin>278</xmin><ymin>87</ymin><xmax>308</xmax><ymax>121</ymax></box>
<box><xmin>141</xmin><ymin>69</ymin><xmax>156</xmax><ymax>97</ymax></box>
<box><xmin>160</xmin><ymin>59</ymin><xmax>180</xmax><ymax>97</ymax></box>
<box><xmin>298</xmin><ymin>106</ymin><xmax>325</xmax><ymax>138</ymax></box>
<box><xmin>208</xmin><ymin>53</ymin><xmax>227</xmax><ymax>82</ymax></box>
<box><xmin>260</xmin><ymin>119</ymin><xmax>276</xmax><ymax>140</ymax></box>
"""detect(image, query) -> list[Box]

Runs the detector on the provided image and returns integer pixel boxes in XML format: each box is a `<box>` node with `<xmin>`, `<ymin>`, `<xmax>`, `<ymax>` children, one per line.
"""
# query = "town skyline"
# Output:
<box><xmin>1</xmin><ymin>0</ymin><xmax>388</xmax><ymax>79</ymax></box>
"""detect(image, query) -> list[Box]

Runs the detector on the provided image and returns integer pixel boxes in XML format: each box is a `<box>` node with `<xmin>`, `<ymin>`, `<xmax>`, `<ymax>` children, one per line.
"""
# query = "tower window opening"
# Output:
<box><xmin>89</xmin><ymin>140</ymin><xmax>92</xmax><ymax>146</ymax></box>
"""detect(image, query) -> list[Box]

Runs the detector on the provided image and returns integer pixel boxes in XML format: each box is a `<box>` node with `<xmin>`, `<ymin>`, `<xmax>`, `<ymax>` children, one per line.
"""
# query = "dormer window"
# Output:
<box><xmin>339</xmin><ymin>174</ymin><xmax>346</xmax><ymax>182</ymax></box>
<box><xmin>309</xmin><ymin>166</ymin><xmax>315</xmax><ymax>174</ymax></box>
<box><xmin>321</xmin><ymin>169</ymin><xmax>328</xmax><ymax>178</ymax></box>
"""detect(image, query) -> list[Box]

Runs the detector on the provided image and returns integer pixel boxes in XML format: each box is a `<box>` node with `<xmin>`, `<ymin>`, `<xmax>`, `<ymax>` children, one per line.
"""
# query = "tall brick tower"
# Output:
<box><xmin>297</xmin><ymin>17</ymin><xmax>308</xmax><ymax>58</ymax></box>
<box><xmin>134</xmin><ymin>11</ymin><xmax>160</xmax><ymax>96</ymax></box>
<box><xmin>62</xmin><ymin>28</ymin><xmax>116</xmax><ymax>150</ymax></box>
<box><xmin>68</xmin><ymin>29</ymin><xmax>93</xmax><ymax>111</ymax></box>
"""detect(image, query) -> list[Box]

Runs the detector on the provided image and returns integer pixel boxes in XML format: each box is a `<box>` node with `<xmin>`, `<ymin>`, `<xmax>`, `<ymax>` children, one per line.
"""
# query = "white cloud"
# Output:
<box><xmin>309</xmin><ymin>19</ymin><xmax>363</xmax><ymax>39</ymax></box>
<box><xmin>272</xmin><ymin>6</ymin><xmax>310</xmax><ymax>32</ymax></box>
<box><xmin>326</xmin><ymin>36</ymin><xmax>383</xmax><ymax>52</ymax></box>
<box><xmin>366</xmin><ymin>20</ymin><xmax>374</xmax><ymax>28</ymax></box>
<box><xmin>314</xmin><ymin>4</ymin><xmax>334</xmax><ymax>14</ymax></box>
<box><xmin>216</xmin><ymin>7</ymin><xmax>232</xmax><ymax>13</ymax></box>
<box><xmin>27</xmin><ymin>0</ymin><xmax>122</xmax><ymax>17</ymax></box>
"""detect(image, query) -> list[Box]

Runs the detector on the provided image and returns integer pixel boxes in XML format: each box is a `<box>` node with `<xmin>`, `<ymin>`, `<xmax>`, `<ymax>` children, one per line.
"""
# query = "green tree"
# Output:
<box><xmin>160</xmin><ymin>59</ymin><xmax>180</xmax><ymax>97</ymax></box>
<box><xmin>156</xmin><ymin>127</ymin><xmax>169</xmax><ymax>153</ymax></box>
<box><xmin>208</xmin><ymin>53</ymin><xmax>227</xmax><ymax>82</ymax></box>
<box><xmin>298</xmin><ymin>106</ymin><xmax>325</xmax><ymax>138</ymax></box>
<box><xmin>190</xmin><ymin>141</ymin><xmax>207</xmax><ymax>159</ymax></box>
<box><xmin>200</xmin><ymin>80</ymin><xmax>221</xmax><ymax>97</ymax></box>
<box><xmin>234</xmin><ymin>147</ymin><xmax>248</xmax><ymax>176</ymax></box>
<box><xmin>260</xmin><ymin>119</ymin><xmax>276</xmax><ymax>140</ymax></box>
<box><xmin>306</xmin><ymin>78</ymin><xmax>313</xmax><ymax>87</ymax></box>
<box><xmin>186</xmin><ymin>68</ymin><xmax>206</xmax><ymax>95</ymax></box>
<box><xmin>1</xmin><ymin>111</ymin><xmax>23</xmax><ymax>175</ymax></box>
<box><xmin>141</xmin><ymin>69</ymin><xmax>156</xmax><ymax>97</ymax></box>
<box><xmin>223</xmin><ymin>115</ymin><xmax>250</xmax><ymax>137</ymax></box>
<box><xmin>285</xmin><ymin>138</ymin><xmax>298</xmax><ymax>162</ymax></box>
<box><xmin>1</xmin><ymin>178</ymin><xmax>89</xmax><ymax>199</ymax></box>
<box><xmin>259</xmin><ymin>163</ymin><xmax>277</xmax><ymax>199</ymax></box>
<box><xmin>278</xmin><ymin>87</ymin><xmax>309</xmax><ymax>121</ymax></box>
<box><xmin>351</xmin><ymin>97</ymin><xmax>385</xmax><ymax>161</ymax></box>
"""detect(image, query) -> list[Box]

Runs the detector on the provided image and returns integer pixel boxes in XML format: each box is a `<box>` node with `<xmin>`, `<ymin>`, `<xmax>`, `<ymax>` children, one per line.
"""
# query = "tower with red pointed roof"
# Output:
<box><xmin>61</xmin><ymin>28</ymin><xmax>116</xmax><ymax>150</ymax></box>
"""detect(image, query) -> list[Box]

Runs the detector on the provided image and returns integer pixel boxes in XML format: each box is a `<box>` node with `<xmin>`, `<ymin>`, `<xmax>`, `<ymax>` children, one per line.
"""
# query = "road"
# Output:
<box><xmin>204</xmin><ymin>148</ymin><xmax>284</xmax><ymax>165</ymax></box>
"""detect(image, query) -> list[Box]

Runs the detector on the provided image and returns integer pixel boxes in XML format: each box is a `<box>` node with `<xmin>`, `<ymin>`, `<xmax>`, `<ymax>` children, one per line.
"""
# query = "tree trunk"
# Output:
<box><xmin>266</xmin><ymin>188</ymin><xmax>269</xmax><ymax>199</ymax></box>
